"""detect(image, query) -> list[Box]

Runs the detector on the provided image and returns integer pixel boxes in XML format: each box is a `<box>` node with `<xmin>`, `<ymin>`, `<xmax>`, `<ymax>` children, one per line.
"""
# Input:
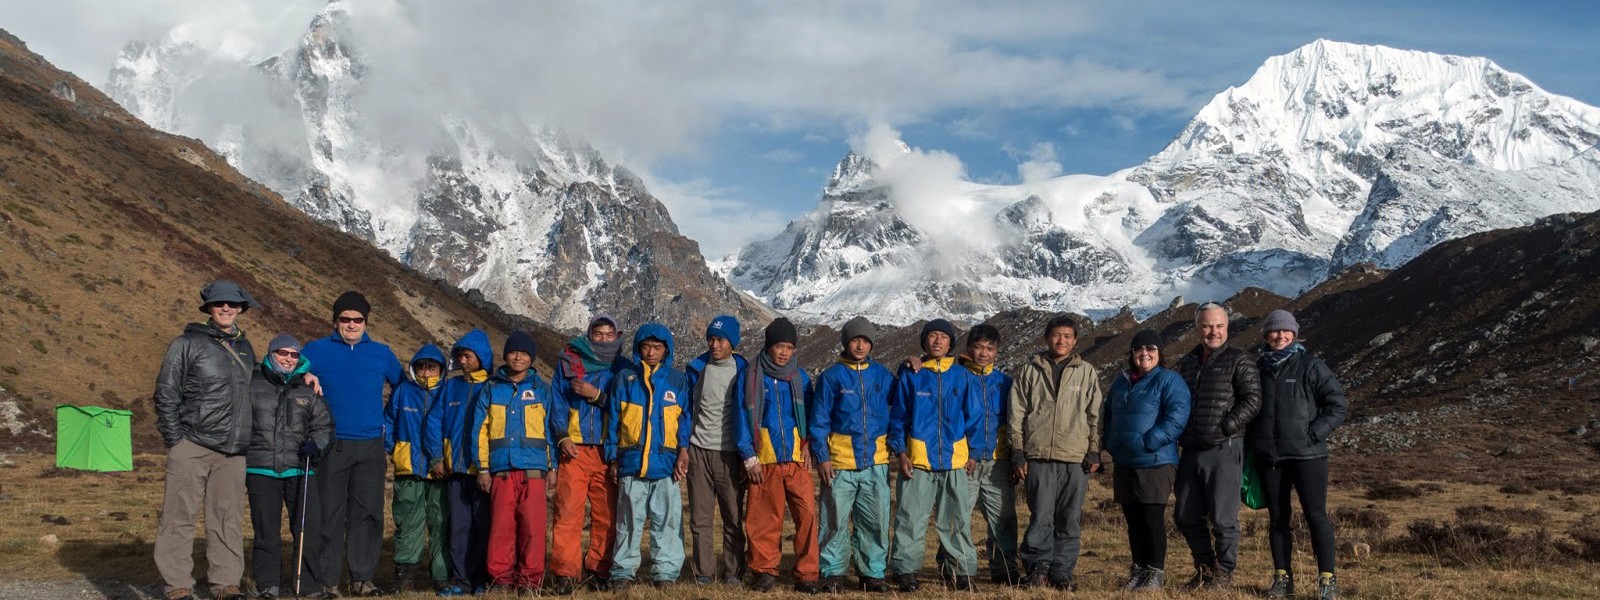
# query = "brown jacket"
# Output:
<box><xmin>1007</xmin><ymin>352</ymin><xmax>1102</xmax><ymax>463</ymax></box>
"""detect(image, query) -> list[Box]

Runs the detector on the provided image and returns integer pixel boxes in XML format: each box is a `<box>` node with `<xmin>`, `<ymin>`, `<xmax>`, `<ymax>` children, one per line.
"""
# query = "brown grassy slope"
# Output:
<box><xmin>0</xmin><ymin>30</ymin><xmax>564</xmax><ymax>452</ymax></box>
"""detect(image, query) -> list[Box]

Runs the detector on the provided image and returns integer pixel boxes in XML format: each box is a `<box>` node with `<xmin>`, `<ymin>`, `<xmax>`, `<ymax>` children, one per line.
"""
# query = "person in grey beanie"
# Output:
<box><xmin>1248</xmin><ymin>310</ymin><xmax>1347</xmax><ymax>599</ymax></box>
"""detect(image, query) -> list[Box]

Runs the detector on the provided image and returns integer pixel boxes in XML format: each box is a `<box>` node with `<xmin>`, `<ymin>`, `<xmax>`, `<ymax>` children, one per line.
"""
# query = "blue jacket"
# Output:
<box><xmin>472</xmin><ymin>366</ymin><xmax>556</xmax><ymax>473</ymax></box>
<box><xmin>889</xmin><ymin>357</ymin><xmax>981</xmax><ymax>472</ymax></box>
<box><xmin>385</xmin><ymin>344</ymin><xmax>447</xmax><ymax>478</ymax></box>
<box><xmin>424</xmin><ymin>329</ymin><xmax>494</xmax><ymax>475</ymax></box>
<box><xmin>303</xmin><ymin>331</ymin><xmax>403</xmax><ymax>440</ymax></box>
<box><xmin>961</xmin><ymin>358</ymin><xmax>1013</xmax><ymax>461</ymax></box>
<box><xmin>606</xmin><ymin>324</ymin><xmax>691</xmax><ymax>480</ymax></box>
<box><xmin>808</xmin><ymin>358</ymin><xmax>894</xmax><ymax>470</ymax></box>
<box><xmin>1103</xmin><ymin>366</ymin><xmax>1191</xmax><ymax>469</ymax></box>
<box><xmin>735</xmin><ymin>361</ymin><xmax>815</xmax><ymax>465</ymax></box>
<box><xmin>551</xmin><ymin>340</ymin><xmax>619</xmax><ymax>448</ymax></box>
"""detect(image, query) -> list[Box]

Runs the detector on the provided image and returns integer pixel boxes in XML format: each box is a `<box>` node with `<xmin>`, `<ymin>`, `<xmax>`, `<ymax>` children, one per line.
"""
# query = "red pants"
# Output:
<box><xmin>550</xmin><ymin>445</ymin><xmax>617</xmax><ymax>578</ymax></box>
<box><xmin>487</xmin><ymin>470</ymin><xmax>548</xmax><ymax>587</ymax></box>
<box><xmin>746</xmin><ymin>462</ymin><xmax>819</xmax><ymax>581</ymax></box>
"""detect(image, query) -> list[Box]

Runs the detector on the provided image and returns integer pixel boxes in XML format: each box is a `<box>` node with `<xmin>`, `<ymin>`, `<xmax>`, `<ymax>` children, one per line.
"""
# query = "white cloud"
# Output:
<box><xmin>758</xmin><ymin>149</ymin><xmax>805</xmax><ymax>163</ymax></box>
<box><xmin>634</xmin><ymin>172</ymin><xmax>786</xmax><ymax>259</ymax></box>
<box><xmin>1017</xmin><ymin>142</ymin><xmax>1064</xmax><ymax>183</ymax></box>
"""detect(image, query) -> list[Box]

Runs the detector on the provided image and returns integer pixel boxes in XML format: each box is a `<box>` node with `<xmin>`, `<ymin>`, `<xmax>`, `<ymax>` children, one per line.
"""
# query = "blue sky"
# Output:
<box><xmin>4</xmin><ymin>1</ymin><xmax>1596</xmax><ymax>257</ymax></box>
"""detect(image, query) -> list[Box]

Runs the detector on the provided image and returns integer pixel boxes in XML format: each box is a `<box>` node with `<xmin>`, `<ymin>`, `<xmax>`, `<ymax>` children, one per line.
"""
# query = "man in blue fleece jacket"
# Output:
<box><xmin>303</xmin><ymin>291</ymin><xmax>403</xmax><ymax>598</ymax></box>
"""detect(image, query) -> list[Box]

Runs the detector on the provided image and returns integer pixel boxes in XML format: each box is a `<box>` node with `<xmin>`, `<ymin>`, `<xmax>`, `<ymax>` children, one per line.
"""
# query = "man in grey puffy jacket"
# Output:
<box><xmin>153</xmin><ymin>280</ymin><xmax>259</xmax><ymax>600</ymax></box>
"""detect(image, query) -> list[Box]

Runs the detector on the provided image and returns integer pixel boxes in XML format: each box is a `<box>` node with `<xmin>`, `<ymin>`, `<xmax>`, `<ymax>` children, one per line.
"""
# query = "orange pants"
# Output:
<box><xmin>746</xmin><ymin>462</ymin><xmax>819</xmax><ymax>581</ymax></box>
<box><xmin>550</xmin><ymin>445</ymin><xmax>617</xmax><ymax>578</ymax></box>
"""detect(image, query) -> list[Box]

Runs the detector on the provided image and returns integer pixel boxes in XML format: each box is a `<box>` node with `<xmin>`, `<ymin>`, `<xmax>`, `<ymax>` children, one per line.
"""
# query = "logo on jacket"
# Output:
<box><xmin>663</xmin><ymin>391</ymin><xmax>677</xmax><ymax>404</ymax></box>
<box><xmin>521</xmin><ymin>389</ymin><xmax>536</xmax><ymax>401</ymax></box>
<box><xmin>296</xmin><ymin>398</ymin><xmax>309</xmax><ymax>407</ymax></box>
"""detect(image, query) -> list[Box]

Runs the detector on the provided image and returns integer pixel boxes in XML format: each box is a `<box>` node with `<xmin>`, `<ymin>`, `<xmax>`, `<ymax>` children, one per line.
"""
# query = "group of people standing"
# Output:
<box><xmin>153</xmin><ymin>281</ymin><xmax>1347</xmax><ymax>600</ymax></box>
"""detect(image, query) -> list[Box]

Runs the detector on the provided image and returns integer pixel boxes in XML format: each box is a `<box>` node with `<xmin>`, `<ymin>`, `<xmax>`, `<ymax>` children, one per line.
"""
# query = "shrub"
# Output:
<box><xmin>1391</xmin><ymin>519</ymin><xmax>1568</xmax><ymax>567</ymax></box>
<box><xmin>1454</xmin><ymin>504</ymin><xmax>1548</xmax><ymax>525</ymax></box>
<box><xmin>1333</xmin><ymin>506</ymin><xmax>1392</xmax><ymax>530</ymax></box>
<box><xmin>1365</xmin><ymin>481</ymin><xmax>1425</xmax><ymax>501</ymax></box>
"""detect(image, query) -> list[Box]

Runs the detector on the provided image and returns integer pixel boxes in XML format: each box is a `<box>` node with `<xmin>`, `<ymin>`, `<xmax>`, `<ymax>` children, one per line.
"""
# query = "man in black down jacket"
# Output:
<box><xmin>153</xmin><ymin>280</ymin><xmax>259</xmax><ymax>600</ymax></box>
<box><xmin>1172</xmin><ymin>303</ymin><xmax>1261</xmax><ymax>590</ymax></box>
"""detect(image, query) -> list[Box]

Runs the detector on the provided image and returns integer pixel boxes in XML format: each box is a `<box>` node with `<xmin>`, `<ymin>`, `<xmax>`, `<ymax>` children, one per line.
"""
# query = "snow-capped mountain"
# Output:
<box><xmin>105</xmin><ymin>2</ymin><xmax>772</xmax><ymax>334</ymax></box>
<box><xmin>726</xmin><ymin>39</ymin><xmax>1600</xmax><ymax>325</ymax></box>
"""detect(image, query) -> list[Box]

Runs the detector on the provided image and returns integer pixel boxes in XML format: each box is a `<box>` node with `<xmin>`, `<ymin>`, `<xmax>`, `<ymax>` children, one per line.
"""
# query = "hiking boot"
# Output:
<box><xmin>609</xmin><ymin>578</ymin><xmax>632</xmax><ymax>593</ymax></box>
<box><xmin>394</xmin><ymin>564</ymin><xmax>417</xmax><ymax>593</ymax></box>
<box><xmin>652</xmin><ymin>579</ymin><xmax>675</xmax><ymax>589</ymax></box>
<box><xmin>695</xmin><ymin>576</ymin><xmax>714</xmax><ymax>585</ymax></box>
<box><xmin>1265</xmin><ymin>572</ymin><xmax>1294</xmax><ymax>598</ymax></box>
<box><xmin>1137</xmin><ymin>568</ymin><xmax>1165</xmax><ymax>590</ymax></box>
<box><xmin>817</xmin><ymin>576</ymin><xmax>842</xmax><ymax>594</ymax></box>
<box><xmin>991</xmin><ymin>570</ymin><xmax>1023</xmax><ymax>586</ymax></box>
<box><xmin>215</xmin><ymin>585</ymin><xmax>247</xmax><ymax>600</ymax></box>
<box><xmin>257</xmin><ymin>587</ymin><xmax>279</xmax><ymax>600</ymax></box>
<box><xmin>894</xmin><ymin>574</ymin><xmax>920</xmax><ymax>593</ymax></box>
<box><xmin>1185</xmin><ymin>564</ymin><xmax>1216</xmax><ymax>590</ymax></box>
<box><xmin>749</xmin><ymin>574</ymin><xmax>777</xmax><ymax>593</ymax></box>
<box><xmin>312</xmin><ymin>591</ymin><xmax>340</xmax><ymax>600</ymax></box>
<box><xmin>586</xmin><ymin>571</ymin><xmax>612</xmax><ymax>592</ymax></box>
<box><xmin>722</xmin><ymin>576</ymin><xmax>744</xmax><ymax>588</ymax></box>
<box><xmin>1318</xmin><ymin>574</ymin><xmax>1338</xmax><ymax>600</ymax></box>
<box><xmin>550</xmin><ymin>576</ymin><xmax>576</xmax><ymax>596</ymax></box>
<box><xmin>1047</xmin><ymin>574</ymin><xmax>1076</xmax><ymax>592</ymax></box>
<box><xmin>794</xmin><ymin>579</ymin><xmax>821</xmax><ymax>594</ymax></box>
<box><xmin>1120</xmin><ymin>564</ymin><xmax>1148</xmax><ymax>591</ymax></box>
<box><xmin>348</xmin><ymin>581</ymin><xmax>386</xmax><ymax>597</ymax></box>
<box><xmin>436</xmin><ymin>582</ymin><xmax>469</xmax><ymax>597</ymax></box>
<box><xmin>859</xmin><ymin>577</ymin><xmax>890</xmax><ymax>593</ymax></box>
<box><xmin>165</xmin><ymin>589</ymin><xmax>197</xmax><ymax>600</ymax></box>
<box><xmin>950</xmin><ymin>576</ymin><xmax>977</xmax><ymax>592</ymax></box>
<box><xmin>1213</xmin><ymin>569</ymin><xmax>1235</xmax><ymax>590</ymax></box>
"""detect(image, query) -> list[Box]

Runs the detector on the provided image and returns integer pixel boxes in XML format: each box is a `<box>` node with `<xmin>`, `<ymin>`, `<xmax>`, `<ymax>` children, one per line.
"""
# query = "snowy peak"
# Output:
<box><xmin>1170</xmin><ymin>39</ymin><xmax>1600</xmax><ymax>171</ymax></box>
<box><xmin>825</xmin><ymin>152</ymin><xmax>879</xmax><ymax>196</ymax></box>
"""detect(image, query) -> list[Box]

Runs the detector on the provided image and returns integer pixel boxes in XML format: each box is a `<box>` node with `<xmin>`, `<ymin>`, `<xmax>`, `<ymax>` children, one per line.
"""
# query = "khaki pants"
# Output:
<box><xmin>155</xmin><ymin>439</ymin><xmax>246</xmax><ymax>594</ymax></box>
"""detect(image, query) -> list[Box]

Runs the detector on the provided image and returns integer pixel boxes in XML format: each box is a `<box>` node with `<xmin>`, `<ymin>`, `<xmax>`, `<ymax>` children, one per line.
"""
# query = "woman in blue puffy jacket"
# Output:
<box><xmin>1102</xmin><ymin>329</ymin><xmax>1191</xmax><ymax>592</ymax></box>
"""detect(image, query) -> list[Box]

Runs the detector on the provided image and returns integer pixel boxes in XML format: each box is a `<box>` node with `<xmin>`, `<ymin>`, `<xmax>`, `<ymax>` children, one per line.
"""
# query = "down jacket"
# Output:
<box><xmin>1248</xmin><ymin>345</ymin><xmax>1348</xmax><ymax>463</ymax></box>
<box><xmin>1175</xmin><ymin>345</ymin><xmax>1262</xmax><ymax>450</ymax></box>
<box><xmin>155</xmin><ymin>322</ymin><xmax>257</xmax><ymax>454</ymax></box>
<box><xmin>1102</xmin><ymin>366</ymin><xmax>1190</xmax><ymax>469</ymax></box>
<box><xmin>246</xmin><ymin>358</ymin><xmax>334</xmax><ymax>474</ymax></box>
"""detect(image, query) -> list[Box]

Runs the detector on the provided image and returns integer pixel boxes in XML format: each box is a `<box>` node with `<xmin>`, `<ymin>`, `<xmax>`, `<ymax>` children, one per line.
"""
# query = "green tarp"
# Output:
<box><xmin>55</xmin><ymin>405</ymin><xmax>133</xmax><ymax>472</ymax></box>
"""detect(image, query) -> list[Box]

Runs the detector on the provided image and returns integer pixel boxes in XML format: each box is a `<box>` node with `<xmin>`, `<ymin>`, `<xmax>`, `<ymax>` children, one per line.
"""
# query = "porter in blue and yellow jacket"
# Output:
<box><xmin>808</xmin><ymin>357</ymin><xmax>894</xmax><ymax>470</ymax></box>
<box><xmin>425</xmin><ymin>329</ymin><xmax>494</xmax><ymax>475</ymax></box>
<box><xmin>386</xmin><ymin>344</ymin><xmax>447</xmax><ymax>477</ymax></box>
<box><xmin>735</xmin><ymin>361</ymin><xmax>815</xmax><ymax>466</ymax></box>
<box><xmin>472</xmin><ymin>366</ymin><xmax>556</xmax><ymax>474</ymax></box>
<box><xmin>607</xmin><ymin>324</ymin><xmax>691</xmax><ymax>480</ymax></box>
<box><xmin>888</xmin><ymin>357</ymin><xmax>981</xmax><ymax>471</ymax></box>
<box><xmin>959</xmin><ymin>356</ymin><xmax>1013</xmax><ymax>462</ymax></box>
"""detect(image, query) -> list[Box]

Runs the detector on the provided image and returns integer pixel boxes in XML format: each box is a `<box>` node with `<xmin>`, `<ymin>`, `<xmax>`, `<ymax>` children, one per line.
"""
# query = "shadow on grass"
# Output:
<box><xmin>57</xmin><ymin>538</ymin><xmax>173</xmax><ymax>599</ymax></box>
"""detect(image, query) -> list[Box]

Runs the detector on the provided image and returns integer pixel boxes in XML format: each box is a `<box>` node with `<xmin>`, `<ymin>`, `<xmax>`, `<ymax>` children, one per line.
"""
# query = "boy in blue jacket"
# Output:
<box><xmin>809</xmin><ymin>317</ymin><xmax>895</xmax><ymax>593</ymax></box>
<box><xmin>472</xmin><ymin>331</ymin><xmax>556</xmax><ymax>594</ymax></box>
<box><xmin>385</xmin><ymin>344</ymin><xmax>450</xmax><ymax>591</ymax></box>
<box><xmin>424</xmin><ymin>329</ymin><xmax>495</xmax><ymax>595</ymax></box>
<box><xmin>736</xmin><ymin>318</ymin><xmax>820</xmax><ymax>593</ymax></box>
<box><xmin>953</xmin><ymin>325</ymin><xmax>1020</xmax><ymax>585</ymax></box>
<box><xmin>606</xmin><ymin>324</ymin><xmax>692</xmax><ymax>590</ymax></box>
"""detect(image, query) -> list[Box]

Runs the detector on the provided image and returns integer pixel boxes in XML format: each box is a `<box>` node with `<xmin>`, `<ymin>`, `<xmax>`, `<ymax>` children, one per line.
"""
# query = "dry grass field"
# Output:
<box><xmin>3</xmin><ymin>452</ymin><xmax>1598</xmax><ymax>599</ymax></box>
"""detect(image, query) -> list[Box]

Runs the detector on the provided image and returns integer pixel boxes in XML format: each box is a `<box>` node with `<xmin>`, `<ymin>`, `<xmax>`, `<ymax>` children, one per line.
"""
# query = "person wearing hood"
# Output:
<box><xmin>946</xmin><ymin>325</ymin><xmax>1021</xmax><ymax>585</ymax></box>
<box><xmin>302</xmin><ymin>291</ymin><xmax>403</xmax><ymax>598</ymax></box>
<box><xmin>809</xmin><ymin>316</ymin><xmax>895</xmax><ymax>593</ymax></box>
<box><xmin>1247</xmin><ymin>310</ymin><xmax>1347</xmax><ymax>600</ymax></box>
<box><xmin>425</xmin><ymin>329</ymin><xmax>496</xmax><ymax>595</ymax></box>
<box><xmin>605</xmin><ymin>323</ymin><xmax>692</xmax><ymax>590</ymax></box>
<box><xmin>550</xmin><ymin>314</ymin><xmax>624</xmax><ymax>594</ymax></box>
<box><xmin>154</xmin><ymin>280</ymin><xmax>260</xmax><ymax>600</ymax></box>
<box><xmin>684</xmin><ymin>315</ymin><xmax>750</xmax><ymax>586</ymax></box>
<box><xmin>244</xmin><ymin>333</ymin><xmax>334</xmax><ymax>600</ymax></box>
<box><xmin>471</xmin><ymin>331</ymin><xmax>557</xmax><ymax>595</ymax></box>
<box><xmin>1007</xmin><ymin>314</ymin><xmax>1102</xmax><ymax>591</ymax></box>
<box><xmin>1103</xmin><ymin>330</ymin><xmax>1191</xmax><ymax>592</ymax></box>
<box><xmin>886</xmin><ymin>318</ymin><xmax>983</xmax><ymax>593</ymax></box>
<box><xmin>384</xmin><ymin>344</ymin><xmax>449</xmax><ymax>592</ymax></box>
<box><xmin>735</xmin><ymin>318</ymin><xmax>820</xmax><ymax>593</ymax></box>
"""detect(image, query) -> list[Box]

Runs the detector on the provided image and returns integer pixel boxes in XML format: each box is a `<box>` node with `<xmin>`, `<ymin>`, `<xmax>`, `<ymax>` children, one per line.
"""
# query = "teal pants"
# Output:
<box><xmin>962</xmin><ymin>460</ymin><xmax>1019</xmax><ymax>578</ymax></box>
<box><xmin>610</xmin><ymin>476</ymin><xmax>685</xmax><ymax>583</ymax></box>
<box><xmin>889</xmin><ymin>468</ymin><xmax>975</xmax><ymax>577</ymax></box>
<box><xmin>392</xmin><ymin>477</ymin><xmax>447</xmax><ymax>582</ymax></box>
<box><xmin>819</xmin><ymin>464</ymin><xmax>891</xmax><ymax>578</ymax></box>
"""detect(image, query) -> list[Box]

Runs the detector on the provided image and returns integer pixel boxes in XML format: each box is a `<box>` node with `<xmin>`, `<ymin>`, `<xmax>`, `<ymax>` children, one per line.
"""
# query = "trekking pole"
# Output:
<box><xmin>294</xmin><ymin>454</ymin><xmax>311</xmax><ymax>597</ymax></box>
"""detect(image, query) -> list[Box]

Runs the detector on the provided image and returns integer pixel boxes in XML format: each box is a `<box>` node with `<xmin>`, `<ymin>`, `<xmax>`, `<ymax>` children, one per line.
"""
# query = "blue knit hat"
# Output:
<box><xmin>707</xmin><ymin>315</ymin><xmax>741</xmax><ymax>347</ymax></box>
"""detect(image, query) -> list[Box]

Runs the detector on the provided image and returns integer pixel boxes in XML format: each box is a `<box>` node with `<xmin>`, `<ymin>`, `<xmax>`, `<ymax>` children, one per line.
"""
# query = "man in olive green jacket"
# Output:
<box><xmin>1006</xmin><ymin>315</ymin><xmax>1103</xmax><ymax>590</ymax></box>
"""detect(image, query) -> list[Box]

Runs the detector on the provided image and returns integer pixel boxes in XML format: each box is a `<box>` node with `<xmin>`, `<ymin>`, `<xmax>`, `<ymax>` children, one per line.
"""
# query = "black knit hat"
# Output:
<box><xmin>920</xmin><ymin>318</ymin><xmax>957</xmax><ymax>352</ymax></box>
<box><xmin>1130</xmin><ymin>329</ymin><xmax>1162</xmax><ymax>350</ymax></box>
<box><xmin>839</xmin><ymin>316</ymin><xmax>875</xmax><ymax>347</ymax></box>
<box><xmin>503</xmin><ymin>330</ymin><xmax>537</xmax><ymax>359</ymax></box>
<box><xmin>764</xmin><ymin>318</ymin><xmax>799</xmax><ymax>349</ymax></box>
<box><xmin>332</xmin><ymin>291</ymin><xmax>371</xmax><ymax>320</ymax></box>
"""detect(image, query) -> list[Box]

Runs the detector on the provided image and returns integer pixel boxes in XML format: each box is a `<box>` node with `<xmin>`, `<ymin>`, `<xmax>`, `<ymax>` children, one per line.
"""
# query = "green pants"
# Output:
<box><xmin>890</xmin><ymin>468</ymin><xmax>975</xmax><ymax>577</ymax></box>
<box><xmin>819</xmin><ymin>464</ymin><xmax>891</xmax><ymax>578</ymax></box>
<box><xmin>963</xmin><ymin>460</ymin><xmax>1019</xmax><ymax>578</ymax></box>
<box><xmin>392</xmin><ymin>477</ymin><xmax>447</xmax><ymax>582</ymax></box>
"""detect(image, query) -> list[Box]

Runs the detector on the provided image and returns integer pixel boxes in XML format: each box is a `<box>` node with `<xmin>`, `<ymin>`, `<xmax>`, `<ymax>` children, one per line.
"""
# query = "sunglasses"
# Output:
<box><xmin>209</xmin><ymin>301</ymin><xmax>244</xmax><ymax>309</ymax></box>
<box><xmin>1133</xmin><ymin>345</ymin><xmax>1160</xmax><ymax>353</ymax></box>
<box><xmin>273</xmin><ymin>349</ymin><xmax>301</xmax><ymax>358</ymax></box>
<box><xmin>337</xmin><ymin>316</ymin><xmax>367</xmax><ymax>324</ymax></box>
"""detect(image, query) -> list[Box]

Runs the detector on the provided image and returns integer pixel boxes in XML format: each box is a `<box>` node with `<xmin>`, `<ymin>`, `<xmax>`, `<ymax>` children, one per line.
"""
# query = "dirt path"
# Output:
<box><xmin>0</xmin><ymin>579</ymin><xmax>159</xmax><ymax>600</ymax></box>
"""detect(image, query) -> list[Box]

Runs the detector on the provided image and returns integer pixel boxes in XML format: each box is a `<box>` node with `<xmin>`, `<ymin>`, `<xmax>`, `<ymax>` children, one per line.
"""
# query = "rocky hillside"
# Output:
<box><xmin>0</xmin><ymin>29</ymin><xmax>565</xmax><ymax>453</ymax></box>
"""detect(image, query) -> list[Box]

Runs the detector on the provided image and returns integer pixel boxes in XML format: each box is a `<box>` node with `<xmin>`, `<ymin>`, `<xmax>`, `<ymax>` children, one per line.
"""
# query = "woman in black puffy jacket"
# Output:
<box><xmin>245</xmin><ymin>334</ymin><xmax>334</xmax><ymax>599</ymax></box>
<box><xmin>1248</xmin><ymin>311</ymin><xmax>1347</xmax><ymax>600</ymax></box>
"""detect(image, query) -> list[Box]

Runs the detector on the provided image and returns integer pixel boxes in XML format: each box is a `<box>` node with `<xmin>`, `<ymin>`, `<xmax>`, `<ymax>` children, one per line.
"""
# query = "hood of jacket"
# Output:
<box><xmin>632</xmin><ymin>323</ymin><xmax>675</xmax><ymax>368</ymax></box>
<box><xmin>409</xmin><ymin>343</ymin><xmax>448</xmax><ymax>380</ymax></box>
<box><xmin>452</xmin><ymin>329</ymin><xmax>495</xmax><ymax>374</ymax></box>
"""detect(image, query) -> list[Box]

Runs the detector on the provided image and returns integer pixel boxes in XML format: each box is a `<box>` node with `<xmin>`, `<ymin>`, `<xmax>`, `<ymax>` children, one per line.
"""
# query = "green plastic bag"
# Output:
<box><xmin>1241</xmin><ymin>450</ymin><xmax>1267</xmax><ymax>510</ymax></box>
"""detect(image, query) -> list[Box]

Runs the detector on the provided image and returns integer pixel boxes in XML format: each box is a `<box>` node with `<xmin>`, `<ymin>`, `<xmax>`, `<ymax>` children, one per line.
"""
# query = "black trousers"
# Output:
<box><xmin>1259</xmin><ymin>456</ymin><xmax>1336</xmax><ymax>573</ymax></box>
<box><xmin>444</xmin><ymin>474</ymin><xmax>491</xmax><ymax>586</ymax></box>
<box><xmin>314</xmin><ymin>437</ymin><xmax>387</xmax><ymax>587</ymax></box>
<box><xmin>1120</xmin><ymin>503</ymin><xmax>1168</xmax><ymax>569</ymax></box>
<box><xmin>246</xmin><ymin>473</ymin><xmax>324</xmax><ymax>593</ymax></box>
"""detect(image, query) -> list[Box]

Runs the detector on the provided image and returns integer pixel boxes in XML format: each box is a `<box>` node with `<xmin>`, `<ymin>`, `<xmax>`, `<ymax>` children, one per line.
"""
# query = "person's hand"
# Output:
<box><xmin>429</xmin><ymin>461</ymin><xmax>447</xmax><ymax>479</ymax></box>
<box><xmin>1012</xmin><ymin>462</ymin><xmax>1027</xmax><ymax>486</ymax></box>
<box><xmin>673</xmin><ymin>448</ymin><xmax>689</xmax><ymax>481</ymax></box>
<box><xmin>744</xmin><ymin>457</ymin><xmax>764</xmax><ymax>486</ymax></box>
<box><xmin>903</xmin><ymin>356</ymin><xmax>921</xmax><ymax>372</ymax></box>
<box><xmin>547</xmin><ymin>471</ymin><xmax>559</xmax><ymax>492</ymax></box>
<box><xmin>298</xmin><ymin>439</ymin><xmax>320</xmax><ymax>460</ymax></box>
<box><xmin>897</xmin><ymin>453</ymin><xmax>914</xmax><ymax>479</ymax></box>
<box><xmin>1086</xmin><ymin>461</ymin><xmax>1102</xmax><ymax>474</ymax></box>
<box><xmin>303</xmin><ymin>372</ymin><xmax>324</xmax><ymax>395</ymax></box>
<box><xmin>476</xmin><ymin>472</ymin><xmax>493</xmax><ymax>494</ymax></box>
<box><xmin>572</xmin><ymin>379</ymin><xmax>601</xmax><ymax>400</ymax></box>
<box><xmin>965</xmin><ymin>459</ymin><xmax>976</xmax><ymax>475</ymax></box>
<box><xmin>559</xmin><ymin>439</ymin><xmax>579</xmax><ymax>460</ymax></box>
<box><xmin>817</xmin><ymin>462</ymin><xmax>835</xmax><ymax>487</ymax></box>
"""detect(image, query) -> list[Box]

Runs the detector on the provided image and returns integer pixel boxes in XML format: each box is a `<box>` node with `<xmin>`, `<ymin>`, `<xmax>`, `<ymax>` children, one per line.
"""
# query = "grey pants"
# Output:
<box><xmin>686</xmin><ymin>445</ymin><xmax>746</xmax><ymax>580</ymax></box>
<box><xmin>315</xmin><ymin>437</ymin><xmax>387</xmax><ymax>588</ymax></box>
<box><xmin>1173</xmin><ymin>437</ymin><xmax>1243</xmax><ymax>573</ymax></box>
<box><xmin>1018</xmin><ymin>460</ymin><xmax>1086</xmax><ymax>579</ymax></box>
<box><xmin>154</xmin><ymin>440</ymin><xmax>246</xmax><ymax>595</ymax></box>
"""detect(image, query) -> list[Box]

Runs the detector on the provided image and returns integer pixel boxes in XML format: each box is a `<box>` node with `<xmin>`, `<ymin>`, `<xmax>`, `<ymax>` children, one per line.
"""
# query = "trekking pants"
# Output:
<box><xmin>155</xmin><ymin>440</ymin><xmax>246</xmax><ymax>596</ymax></box>
<box><xmin>686</xmin><ymin>446</ymin><xmax>746</xmax><ymax>581</ymax></box>
<box><xmin>889</xmin><ymin>468</ymin><xmax>975</xmax><ymax>578</ymax></box>
<box><xmin>746</xmin><ymin>462</ymin><xmax>819</xmax><ymax>582</ymax></box>
<box><xmin>392</xmin><ymin>476</ymin><xmax>447</xmax><ymax>583</ymax></box>
<box><xmin>444</xmin><ymin>474</ymin><xmax>491</xmax><ymax>586</ymax></box>
<box><xmin>486</xmin><ymin>470</ymin><xmax>548</xmax><ymax>588</ymax></box>
<box><xmin>818</xmin><ymin>464</ymin><xmax>891</xmax><ymax>579</ymax></box>
<box><xmin>551</xmin><ymin>445</ymin><xmax>617</xmax><ymax>579</ymax></box>
<box><xmin>246</xmin><ymin>473</ymin><xmax>324</xmax><ymax>595</ymax></box>
<box><xmin>1260</xmin><ymin>456</ymin><xmax>1336</xmax><ymax>574</ymax></box>
<box><xmin>961</xmin><ymin>459</ymin><xmax>1019</xmax><ymax>580</ymax></box>
<box><xmin>1018</xmin><ymin>459</ymin><xmax>1087</xmax><ymax>579</ymax></box>
<box><xmin>1174</xmin><ymin>437</ymin><xmax>1244</xmax><ymax>574</ymax></box>
<box><xmin>314</xmin><ymin>437</ymin><xmax>386</xmax><ymax>587</ymax></box>
<box><xmin>609</xmin><ymin>475</ymin><xmax>686</xmax><ymax>583</ymax></box>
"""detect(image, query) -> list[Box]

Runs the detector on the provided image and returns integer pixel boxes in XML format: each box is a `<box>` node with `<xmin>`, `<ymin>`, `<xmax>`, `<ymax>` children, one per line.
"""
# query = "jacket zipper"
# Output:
<box><xmin>856</xmin><ymin>368</ymin><xmax>867</xmax><ymax>464</ymax></box>
<box><xmin>935</xmin><ymin>368</ymin><xmax>945</xmax><ymax>469</ymax></box>
<box><xmin>979</xmin><ymin>373</ymin><xmax>990</xmax><ymax>460</ymax></box>
<box><xmin>640</xmin><ymin>366</ymin><xmax>655</xmax><ymax>478</ymax></box>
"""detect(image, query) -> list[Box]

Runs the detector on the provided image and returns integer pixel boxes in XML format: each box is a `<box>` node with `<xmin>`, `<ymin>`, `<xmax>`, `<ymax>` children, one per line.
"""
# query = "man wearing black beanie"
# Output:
<box><xmin>735</xmin><ymin>318</ymin><xmax>820</xmax><ymax>593</ymax></box>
